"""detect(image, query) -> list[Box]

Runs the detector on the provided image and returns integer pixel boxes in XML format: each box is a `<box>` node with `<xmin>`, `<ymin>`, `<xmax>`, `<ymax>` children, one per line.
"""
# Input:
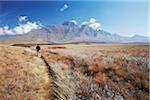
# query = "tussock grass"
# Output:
<box><xmin>42</xmin><ymin>44</ymin><xmax>149</xmax><ymax>100</ymax></box>
<box><xmin>0</xmin><ymin>46</ymin><xmax>51</xmax><ymax>100</ymax></box>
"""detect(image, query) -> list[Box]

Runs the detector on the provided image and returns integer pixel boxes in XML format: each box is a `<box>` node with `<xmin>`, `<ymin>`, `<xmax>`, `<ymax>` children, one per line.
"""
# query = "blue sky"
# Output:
<box><xmin>0</xmin><ymin>0</ymin><xmax>148</xmax><ymax>36</ymax></box>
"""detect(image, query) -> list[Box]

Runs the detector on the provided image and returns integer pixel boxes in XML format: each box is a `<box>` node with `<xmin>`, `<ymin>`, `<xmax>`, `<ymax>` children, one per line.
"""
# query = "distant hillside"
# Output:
<box><xmin>0</xmin><ymin>21</ymin><xmax>149</xmax><ymax>43</ymax></box>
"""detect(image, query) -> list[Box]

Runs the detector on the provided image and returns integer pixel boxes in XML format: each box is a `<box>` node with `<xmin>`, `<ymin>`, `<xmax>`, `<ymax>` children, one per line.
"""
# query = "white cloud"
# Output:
<box><xmin>81</xmin><ymin>21</ymin><xmax>88</xmax><ymax>25</ymax></box>
<box><xmin>89</xmin><ymin>22</ymin><xmax>101</xmax><ymax>31</ymax></box>
<box><xmin>81</xmin><ymin>18</ymin><xmax>102</xmax><ymax>31</ymax></box>
<box><xmin>70</xmin><ymin>20</ymin><xmax>77</xmax><ymax>25</ymax></box>
<box><xmin>0</xmin><ymin>16</ymin><xmax>42</xmax><ymax>35</ymax></box>
<box><xmin>89</xmin><ymin>18</ymin><xmax>96</xmax><ymax>23</ymax></box>
<box><xmin>0</xmin><ymin>25</ymin><xmax>14</xmax><ymax>35</ymax></box>
<box><xmin>18</xmin><ymin>16</ymin><xmax>28</xmax><ymax>22</ymax></box>
<box><xmin>60</xmin><ymin>4</ymin><xmax>69</xmax><ymax>12</ymax></box>
<box><xmin>14</xmin><ymin>21</ymin><xmax>41</xmax><ymax>34</ymax></box>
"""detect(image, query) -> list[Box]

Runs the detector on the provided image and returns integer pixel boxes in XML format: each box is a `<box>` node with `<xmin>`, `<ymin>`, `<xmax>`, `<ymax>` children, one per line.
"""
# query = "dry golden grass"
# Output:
<box><xmin>2</xmin><ymin>43</ymin><xmax>148</xmax><ymax>99</ymax></box>
<box><xmin>0</xmin><ymin>46</ymin><xmax>51</xmax><ymax>100</ymax></box>
<box><xmin>41</xmin><ymin>43</ymin><xmax>149</xmax><ymax>100</ymax></box>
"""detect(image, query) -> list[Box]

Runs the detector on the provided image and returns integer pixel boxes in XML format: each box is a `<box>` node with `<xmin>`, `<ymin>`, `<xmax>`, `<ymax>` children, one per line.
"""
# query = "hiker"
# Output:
<box><xmin>36</xmin><ymin>44</ymin><xmax>41</xmax><ymax>56</ymax></box>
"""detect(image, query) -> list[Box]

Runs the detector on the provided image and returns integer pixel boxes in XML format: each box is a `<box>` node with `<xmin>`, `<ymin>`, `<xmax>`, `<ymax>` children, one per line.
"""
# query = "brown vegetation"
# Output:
<box><xmin>0</xmin><ymin>46</ymin><xmax>51</xmax><ymax>100</ymax></box>
<box><xmin>0</xmin><ymin>43</ymin><xmax>149</xmax><ymax>100</ymax></box>
<box><xmin>41</xmin><ymin>44</ymin><xmax>149</xmax><ymax>100</ymax></box>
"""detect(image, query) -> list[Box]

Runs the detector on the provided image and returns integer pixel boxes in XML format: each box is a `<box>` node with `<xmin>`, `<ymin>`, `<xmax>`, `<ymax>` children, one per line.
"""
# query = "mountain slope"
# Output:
<box><xmin>0</xmin><ymin>21</ymin><xmax>149</xmax><ymax>43</ymax></box>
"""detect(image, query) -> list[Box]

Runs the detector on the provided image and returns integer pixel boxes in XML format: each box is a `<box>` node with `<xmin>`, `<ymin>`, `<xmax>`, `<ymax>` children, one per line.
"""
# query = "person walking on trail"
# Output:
<box><xmin>36</xmin><ymin>44</ymin><xmax>41</xmax><ymax>56</ymax></box>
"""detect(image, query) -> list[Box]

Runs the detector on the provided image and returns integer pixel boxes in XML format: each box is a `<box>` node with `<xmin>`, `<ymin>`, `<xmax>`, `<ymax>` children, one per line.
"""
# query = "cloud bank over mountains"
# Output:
<box><xmin>0</xmin><ymin>16</ymin><xmax>149</xmax><ymax>43</ymax></box>
<box><xmin>0</xmin><ymin>16</ymin><xmax>148</xmax><ymax>43</ymax></box>
<box><xmin>0</xmin><ymin>16</ymin><xmax>102</xmax><ymax>35</ymax></box>
<box><xmin>82</xmin><ymin>18</ymin><xmax>102</xmax><ymax>31</ymax></box>
<box><xmin>0</xmin><ymin>16</ymin><xmax>42</xmax><ymax>35</ymax></box>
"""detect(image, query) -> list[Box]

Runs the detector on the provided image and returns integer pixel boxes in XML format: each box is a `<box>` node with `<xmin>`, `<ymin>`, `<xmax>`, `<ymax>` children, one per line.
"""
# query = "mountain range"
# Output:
<box><xmin>0</xmin><ymin>21</ymin><xmax>149</xmax><ymax>43</ymax></box>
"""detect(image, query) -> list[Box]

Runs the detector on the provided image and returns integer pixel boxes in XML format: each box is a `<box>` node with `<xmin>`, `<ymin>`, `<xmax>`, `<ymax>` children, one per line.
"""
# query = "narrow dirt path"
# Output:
<box><xmin>5</xmin><ymin>46</ymin><xmax>68</xmax><ymax>100</ymax></box>
<box><xmin>0</xmin><ymin>45</ymin><xmax>53</xmax><ymax>100</ymax></box>
<box><xmin>26</xmin><ymin>47</ymin><xmax>68</xmax><ymax>100</ymax></box>
<box><xmin>24</xmin><ymin>47</ymin><xmax>54</xmax><ymax>100</ymax></box>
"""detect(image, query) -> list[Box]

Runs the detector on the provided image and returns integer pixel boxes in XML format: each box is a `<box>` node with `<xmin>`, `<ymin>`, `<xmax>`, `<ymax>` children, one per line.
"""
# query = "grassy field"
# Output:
<box><xmin>0</xmin><ymin>45</ymin><xmax>52</xmax><ymax>100</ymax></box>
<box><xmin>41</xmin><ymin>43</ymin><xmax>149</xmax><ymax>100</ymax></box>
<box><xmin>0</xmin><ymin>43</ymin><xmax>149</xmax><ymax>100</ymax></box>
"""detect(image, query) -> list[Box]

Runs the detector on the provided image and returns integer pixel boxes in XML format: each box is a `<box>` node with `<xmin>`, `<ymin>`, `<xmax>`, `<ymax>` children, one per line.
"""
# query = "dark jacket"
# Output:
<box><xmin>36</xmin><ymin>45</ymin><xmax>40</xmax><ymax>51</ymax></box>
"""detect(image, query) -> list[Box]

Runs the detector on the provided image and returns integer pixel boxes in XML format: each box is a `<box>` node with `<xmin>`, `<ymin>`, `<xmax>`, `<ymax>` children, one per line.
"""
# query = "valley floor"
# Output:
<box><xmin>0</xmin><ymin>43</ymin><xmax>149</xmax><ymax>100</ymax></box>
<box><xmin>0</xmin><ymin>46</ymin><xmax>52</xmax><ymax>100</ymax></box>
<box><xmin>41</xmin><ymin>43</ymin><xmax>149</xmax><ymax>100</ymax></box>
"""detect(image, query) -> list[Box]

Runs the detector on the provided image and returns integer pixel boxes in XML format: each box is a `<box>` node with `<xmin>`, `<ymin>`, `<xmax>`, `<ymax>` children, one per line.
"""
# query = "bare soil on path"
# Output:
<box><xmin>0</xmin><ymin>45</ymin><xmax>53</xmax><ymax>100</ymax></box>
